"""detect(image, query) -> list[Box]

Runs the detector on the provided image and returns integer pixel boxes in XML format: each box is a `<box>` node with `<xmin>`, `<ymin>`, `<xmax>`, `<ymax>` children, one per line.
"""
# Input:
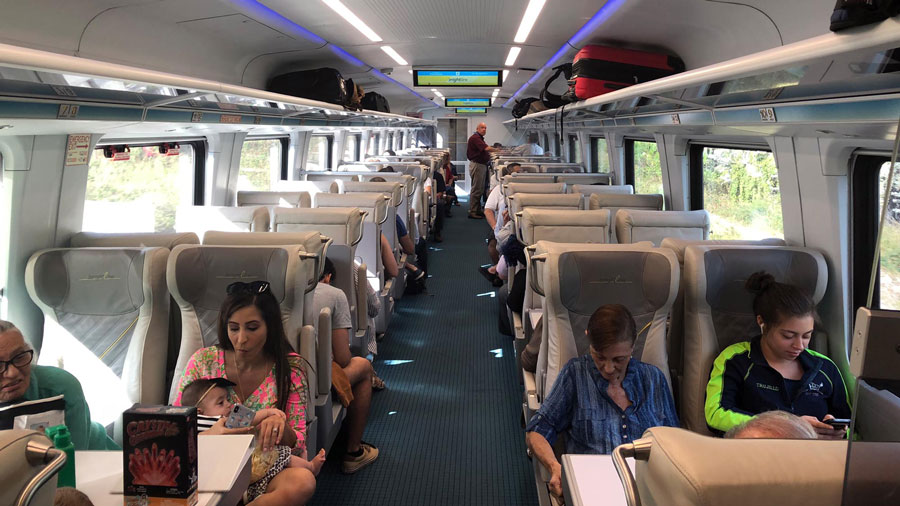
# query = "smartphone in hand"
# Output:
<box><xmin>823</xmin><ymin>418</ymin><xmax>851</xmax><ymax>430</ymax></box>
<box><xmin>224</xmin><ymin>404</ymin><xmax>256</xmax><ymax>429</ymax></box>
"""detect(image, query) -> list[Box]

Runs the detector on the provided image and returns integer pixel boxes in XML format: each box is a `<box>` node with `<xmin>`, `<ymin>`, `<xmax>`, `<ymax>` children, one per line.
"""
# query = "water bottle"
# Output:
<box><xmin>46</xmin><ymin>425</ymin><xmax>76</xmax><ymax>488</ymax></box>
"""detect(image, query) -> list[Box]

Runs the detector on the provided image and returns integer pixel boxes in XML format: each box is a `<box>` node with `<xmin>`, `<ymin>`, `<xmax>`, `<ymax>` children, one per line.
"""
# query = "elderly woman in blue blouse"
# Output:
<box><xmin>525</xmin><ymin>304</ymin><xmax>679</xmax><ymax>498</ymax></box>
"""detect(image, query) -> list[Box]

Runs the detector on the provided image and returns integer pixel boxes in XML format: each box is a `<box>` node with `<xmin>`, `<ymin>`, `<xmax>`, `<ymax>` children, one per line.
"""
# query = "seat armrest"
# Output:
<box><xmin>523</xmin><ymin>370</ymin><xmax>541</xmax><ymax>413</ymax></box>
<box><xmin>298</xmin><ymin>324</ymin><xmax>318</xmax><ymax>406</ymax></box>
<box><xmin>316</xmin><ymin>308</ymin><xmax>332</xmax><ymax>399</ymax></box>
<box><xmin>355</xmin><ymin>263</ymin><xmax>368</xmax><ymax>336</ymax></box>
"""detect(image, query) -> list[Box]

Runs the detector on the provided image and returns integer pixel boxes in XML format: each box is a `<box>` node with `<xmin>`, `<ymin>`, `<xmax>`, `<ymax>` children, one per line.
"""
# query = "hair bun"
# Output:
<box><xmin>745</xmin><ymin>271</ymin><xmax>776</xmax><ymax>294</ymax></box>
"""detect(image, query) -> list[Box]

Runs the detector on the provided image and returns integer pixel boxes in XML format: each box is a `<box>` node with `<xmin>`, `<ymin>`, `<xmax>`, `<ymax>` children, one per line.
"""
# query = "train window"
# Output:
<box><xmin>590</xmin><ymin>136</ymin><xmax>609</xmax><ymax>173</ymax></box>
<box><xmin>852</xmin><ymin>156</ymin><xmax>900</xmax><ymax>310</ymax></box>
<box><xmin>238</xmin><ymin>138</ymin><xmax>284</xmax><ymax>191</ymax></box>
<box><xmin>568</xmin><ymin>135</ymin><xmax>582</xmax><ymax>164</ymax></box>
<box><xmin>307</xmin><ymin>135</ymin><xmax>332</xmax><ymax>171</ymax></box>
<box><xmin>368</xmin><ymin>133</ymin><xmax>380</xmax><ymax>156</ymax></box>
<box><xmin>344</xmin><ymin>133</ymin><xmax>361</xmax><ymax>162</ymax></box>
<box><xmin>689</xmin><ymin>145</ymin><xmax>783</xmax><ymax>240</ymax></box>
<box><xmin>83</xmin><ymin>144</ymin><xmax>196</xmax><ymax>233</ymax></box>
<box><xmin>625</xmin><ymin>139</ymin><xmax>664</xmax><ymax>197</ymax></box>
<box><xmin>552</xmin><ymin>134</ymin><xmax>560</xmax><ymax>156</ymax></box>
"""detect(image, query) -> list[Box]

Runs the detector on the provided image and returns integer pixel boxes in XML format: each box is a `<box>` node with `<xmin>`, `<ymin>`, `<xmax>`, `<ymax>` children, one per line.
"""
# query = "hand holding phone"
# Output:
<box><xmin>225</xmin><ymin>404</ymin><xmax>256</xmax><ymax>429</ymax></box>
<box><xmin>823</xmin><ymin>418</ymin><xmax>850</xmax><ymax>430</ymax></box>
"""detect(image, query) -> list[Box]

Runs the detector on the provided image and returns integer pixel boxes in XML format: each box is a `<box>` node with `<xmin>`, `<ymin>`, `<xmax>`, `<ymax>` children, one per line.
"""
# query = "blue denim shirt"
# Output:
<box><xmin>526</xmin><ymin>356</ymin><xmax>679</xmax><ymax>454</ymax></box>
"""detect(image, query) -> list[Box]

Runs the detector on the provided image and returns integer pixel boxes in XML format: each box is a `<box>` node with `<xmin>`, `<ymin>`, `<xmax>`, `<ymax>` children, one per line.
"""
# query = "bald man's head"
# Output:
<box><xmin>476</xmin><ymin>123</ymin><xmax>487</xmax><ymax>135</ymax></box>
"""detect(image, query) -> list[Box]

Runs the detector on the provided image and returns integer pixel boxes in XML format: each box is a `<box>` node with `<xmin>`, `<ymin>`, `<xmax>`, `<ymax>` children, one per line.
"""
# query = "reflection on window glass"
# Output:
<box><xmin>702</xmin><ymin>147</ymin><xmax>783</xmax><ymax>240</ymax></box>
<box><xmin>238</xmin><ymin>139</ymin><xmax>281</xmax><ymax>192</ymax></box>
<box><xmin>83</xmin><ymin>145</ymin><xmax>195</xmax><ymax>233</ymax></box>
<box><xmin>591</xmin><ymin>137</ymin><xmax>609</xmax><ymax>173</ymax></box>
<box><xmin>633</xmin><ymin>141</ymin><xmax>663</xmax><ymax>197</ymax></box>
<box><xmin>307</xmin><ymin>136</ymin><xmax>330</xmax><ymax>171</ymax></box>
<box><xmin>568</xmin><ymin>135</ymin><xmax>582</xmax><ymax>164</ymax></box>
<box><xmin>878</xmin><ymin>162</ymin><xmax>900</xmax><ymax>310</ymax></box>
<box><xmin>344</xmin><ymin>134</ymin><xmax>360</xmax><ymax>162</ymax></box>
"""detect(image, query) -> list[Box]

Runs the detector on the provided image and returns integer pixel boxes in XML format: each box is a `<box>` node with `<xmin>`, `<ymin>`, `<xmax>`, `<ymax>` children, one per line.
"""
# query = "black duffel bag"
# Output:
<box><xmin>831</xmin><ymin>0</ymin><xmax>900</xmax><ymax>31</ymax></box>
<box><xmin>267</xmin><ymin>68</ymin><xmax>352</xmax><ymax>108</ymax></box>
<box><xmin>361</xmin><ymin>91</ymin><xmax>390</xmax><ymax>113</ymax></box>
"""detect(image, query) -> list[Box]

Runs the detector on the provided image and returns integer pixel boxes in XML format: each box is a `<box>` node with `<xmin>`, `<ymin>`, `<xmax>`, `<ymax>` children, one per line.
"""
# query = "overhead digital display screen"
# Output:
<box><xmin>456</xmin><ymin>107</ymin><xmax>487</xmax><ymax>114</ymax></box>
<box><xmin>414</xmin><ymin>70</ymin><xmax>502</xmax><ymax>87</ymax></box>
<box><xmin>445</xmin><ymin>98</ymin><xmax>492</xmax><ymax>107</ymax></box>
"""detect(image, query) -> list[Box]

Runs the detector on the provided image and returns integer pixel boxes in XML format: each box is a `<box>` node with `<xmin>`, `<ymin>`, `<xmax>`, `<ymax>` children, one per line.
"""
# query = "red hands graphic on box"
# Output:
<box><xmin>128</xmin><ymin>443</ymin><xmax>181</xmax><ymax>487</ymax></box>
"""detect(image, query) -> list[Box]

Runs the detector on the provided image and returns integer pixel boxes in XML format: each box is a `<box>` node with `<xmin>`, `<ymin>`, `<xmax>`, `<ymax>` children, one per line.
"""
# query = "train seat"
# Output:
<box><xmin>538</xmin><ymin>163</ymin><xmax>585</xmax><ymax>173</ymax></box>
<box><xmin>236</xmin><ymin>190</ymin><xmax>311</xmax><ymax>209</ymax></box>
<box><xmin>175</xmin><ymin>205</ymin><xmax>269</xmax><ymax>234</ymax></box>
<box><xmin>70</xmin><ymin>231</ymin><xmax>200</xmax><ymax>249</ymax></box>
<box><xmin>508</xmin><ymin>193</ymin><xmax>584</xmax><ymax>231</ymax></box>
<box><xmin>569</xmin><ymin>183</ymin><xmax>634</xmax><ymax>196</ymax></box>
<box><xmin>25</xmin><ymin>246</ymin><xmax>170</xmax><ymax>426</ymax></box>
<box><xmin>615</xmin><ymin>209</ymin><xmax>711</xmax><ymax>246</ymax></box>
<box><xmin>657</xmin><ymin>237</ymin><xmax>787</xmax><ymax>409</ymax></box>
<box><xmin>555</xmin><ymin>173</ymin><xmax>613</xmax><ymax>186</ymax></box>
<box><xmin>527</xmin><ymin>241</ymin><xmax>678</xmax><ymax>421</ymax></box>
<box><xmin>681</xmin><ymin>245</ymin><xmax>827</xmax><ymax>434</ymax></box>
<box><xmin>588</xmin><ymin>193</ymin><xmax>664</xmax><ymax>243</ymax></box>
<box><xmin>502</xmin><ymin>173</ymin><xmax>556</xmax><ymax>185</ymax></box>
<box><xmin>503</xmin><ymin>182</ymin><xmax>567</xmax><ymax>199</ymax></box>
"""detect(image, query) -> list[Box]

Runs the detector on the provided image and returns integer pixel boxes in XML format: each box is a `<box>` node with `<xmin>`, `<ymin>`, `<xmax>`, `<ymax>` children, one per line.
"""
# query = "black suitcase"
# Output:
<box><xmin>361</xmin><ymin>91</ymin><xmax>390</xmax><ymax>113</ymax></box>
<box><xmin>267</xmin><ymin>68</ymin><xmax>351</xmax><ymax>108</ymax></box>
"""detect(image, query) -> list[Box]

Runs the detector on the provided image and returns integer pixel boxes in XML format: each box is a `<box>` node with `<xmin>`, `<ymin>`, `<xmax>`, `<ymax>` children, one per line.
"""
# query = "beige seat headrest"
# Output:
<box><xmin>589</xmin><ymin>193</ymin><xmax>663</xmax><ymax>210</ymax></box>
<box><xmin>520</xmin><ymin>209</ymin><xmax>610</xmax><ymax>245</ymax></box>
<box><xmin>571</xmin><ymin>184</ymin><xmax>634</xmax><ymax>195</ymax></box>
<box><xmin>272</xmin><ymin>207</ymin><xmax>365</xmax><ymax>246</ymax></box>
<box><xmin>70</xmin><ymin>231</ymin><xmax>199</xmax><ymax>249</ymax></box>
<box><xmin>660</xmin><ymin>237</ymin><xmax>786</xmax><ymax>264</ymax></box>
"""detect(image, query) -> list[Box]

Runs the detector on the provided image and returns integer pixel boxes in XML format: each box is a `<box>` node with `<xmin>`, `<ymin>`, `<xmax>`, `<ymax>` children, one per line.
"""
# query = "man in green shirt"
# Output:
<box><xmin>0</xmin><ymin>320</ymin><xmax>118</xmax><ymax>450</ymax></box>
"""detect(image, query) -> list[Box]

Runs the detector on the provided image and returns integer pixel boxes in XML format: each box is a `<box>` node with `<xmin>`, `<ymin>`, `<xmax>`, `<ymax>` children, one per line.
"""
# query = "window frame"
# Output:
<box><xmin>344</xmin><ymin>133</ymin><xmax>361</xmax><ymax>162</ymax></box>
<box><xmin>688</xmin><ymin>143</ymin><xmax>774</xmax><ymax>211</ymax></box>
<box><xmin>241</xmin><ymin>136</ymin><xmax>288</xmax><ymax>184</ymax></box>
<box><xmin>589</xmin><ymin>135</ymin><xmax>609</xmax><ymax>174</ymax></box>
<box><xmin>851</xmin><ymin>153</ymin><xmax>894</xmax><ymax>311</ymax></box>
<box><xmin>567</xmin><ymin>134</ymin><xmax>581</xmax><ymax>164</ymax></box>
<box><xmin>307</xmin><ymin>134</ymin><xmax>334</xmax><ymax>171</ymax></box>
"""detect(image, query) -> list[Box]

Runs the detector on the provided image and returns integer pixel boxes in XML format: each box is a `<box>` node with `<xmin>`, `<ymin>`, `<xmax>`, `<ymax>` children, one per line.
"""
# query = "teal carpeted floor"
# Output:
<box><xmin>309</xmin><ymin>202</ymin><xmax>539</xmax><ymax>506</ymax></box>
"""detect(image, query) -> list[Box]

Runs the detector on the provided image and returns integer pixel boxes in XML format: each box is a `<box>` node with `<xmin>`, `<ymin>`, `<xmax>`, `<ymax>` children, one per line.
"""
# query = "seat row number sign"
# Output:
<box><xmin>65</xmin><ymin>134</ymin><xmax>92</xmax><ymax>166</ymax></box>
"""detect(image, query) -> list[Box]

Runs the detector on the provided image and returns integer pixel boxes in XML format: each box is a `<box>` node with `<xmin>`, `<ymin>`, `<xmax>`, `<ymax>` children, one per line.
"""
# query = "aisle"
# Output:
<box><xmin>310</xmin><ymin>205</ymin><xmax>538</xmax><ymax>506</ymax></box>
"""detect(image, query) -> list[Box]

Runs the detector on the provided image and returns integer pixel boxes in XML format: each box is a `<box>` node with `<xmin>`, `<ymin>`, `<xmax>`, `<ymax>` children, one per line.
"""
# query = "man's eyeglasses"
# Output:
<box><xmin>226</xmin><ymin>281</ymin><xmax>270</xmax><ymax>295</ymax></box>
<box><xmin>0</xmin><ymin>349</ymin><xmax>34</xmax><ymax>374</ymax></box>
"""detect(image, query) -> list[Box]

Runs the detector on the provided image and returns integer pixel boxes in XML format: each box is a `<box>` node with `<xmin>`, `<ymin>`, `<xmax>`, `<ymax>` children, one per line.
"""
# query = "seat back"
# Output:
<box><xmin>681</xmin><ymin>245</ymin><xmax>827</xmax><ymax>433</ymax></box>
<box><xmin>539</xmin><ymin>163</ymin><xmax>584</xmax><ymax>173</ymax></box>
<box><xmin>589</xmin><ymin>193</ymin><xmax>664</xmax><ymax>242</ymax></box>
<box><xmin>657</xmin><ymin>237</ymin><xmax>787</xmax><ymax>408</ymax></box>
<box><xmin>503</xmin><ymin>173</ymin><xmax>555</xmax><ymax>185</ymax></box>
<box><xmin>504</xmin><ymin>182</ymin><xmax>567</xmax><ymax>198</ymax></box>
<box><xmin>166</xmin><ymin>244</ymin><xmax>314</xmax><ymax>402</ymax></box>
<box><xmin>315</xmin><ymin>192</ymin><xmax>390</xmax><ymax>293</ymax></box>
<box><xmin>175</xmin><ymin>205</ymin><xmax>269</xmax><ymax>234</ymax></box>
<box><xmin>519</xmin><ymin>209</ymin><xmax>610</xmax><ymax>245</ymax></box>
<box><xmin>615</xmin><ymin>209</ymin><xmax>710</xmax><ymax>246</ymax></box>
<box><xmin>272</xmin><ymin>207</ymin><xmax>365</xmax><ymax>248</ymax></box>
<box><xmin>555</xmin><ymin>173</ymin><xmax>612</xmax><ymax>186</ymax></box>
<box><xmin>341</xmin><ymin>181</ymin><xmax>406</xmax><ymax>252</ymax></box>
<box><xmin>70</xmin><ymin>232</ymin><xmax>200</xmax><ymax>249</ymax></box>
<box><xmin>25</xmin><ymin>247</ymin><xmax>169</xmax><ymax>425</ymax></box>
<box><xmin>276</xmin><ymin>180</ymin><xmax>339</xmax><ymax>195</ymax></box>
<box><xmin>532</xmin><ymin>241</ymin><xmax>678</xmax><ymax>401</ymax></box>
<box><xmin>570</xmin><ymin>184</ymin><xmax>634</xmax><ymax>195</ymax></box>
<box><xmin>236</xmin><ymin>191</ymin><xmax>311</xmax><ymax>209</ymax></box>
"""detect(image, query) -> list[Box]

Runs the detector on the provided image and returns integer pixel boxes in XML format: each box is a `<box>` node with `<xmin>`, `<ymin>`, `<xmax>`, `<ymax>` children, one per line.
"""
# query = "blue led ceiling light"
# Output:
<box><xmin>502</xmin><ymin>0</ymin><xmax>628</xmax><ymax>108</ymax></box>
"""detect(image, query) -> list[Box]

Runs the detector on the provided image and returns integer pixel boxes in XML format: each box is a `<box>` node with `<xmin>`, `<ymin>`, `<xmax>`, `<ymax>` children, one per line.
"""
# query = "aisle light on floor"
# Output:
<box><xmin>321</xmin><ymin>0</ymin><xmax>382</xmax><ymax>42</ymax></box>
<box><xmin>514</xmin><ymin>0</ymin><xmax>547</xmax><ymax>43</ymax></box>
<box><xmin>381</xmin><ymin>46</ymin><xmax>409</xmax><ymax>66</ymax></box>
<box><xmin>505</xmin><ymin>46</ymin><xmax>522</xmax><ymax>67</ymax></box>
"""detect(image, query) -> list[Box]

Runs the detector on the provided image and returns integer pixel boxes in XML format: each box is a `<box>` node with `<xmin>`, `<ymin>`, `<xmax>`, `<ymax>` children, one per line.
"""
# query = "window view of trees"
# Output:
<box><xmin>83</xmin><ymin>145</ymin><xmax>194</xmax><ymax>233</ymax></box>
<box><xmin>701</xmin><ymin>147</ymin><xmax>783</xmax><ymax>240</ymax></box>
<box><xmin>238</xmin><ymin>139</ymin><xmax>282</xmax><ymax>192</ymax></box>
<box><xmin>591</xmin><ymin>137</ymin><xmax>609</xmax><ymax>173</ymax></box>
<box><xmin>308</xmin><ymin>136</ymin><xmax>330</xmax><ymax>171</ymax></box>
<box><xmin>878</xmin><ymin>161</ymin><xmax>900</xmax><ymax>310</ymax></box>
<box><xmin>344</xmin><ymin>134</ymin><xmax>360</xmax><ymax>162</ymax></box>
<box><xmin>633</xmin><ymin>140</ymin><xmax>663</xmax><ymax>197</ymax></box>
<box><xmin>569</xmin><ymin>135</ymin><xmax>582</xmax><ymax>164</ymax></box>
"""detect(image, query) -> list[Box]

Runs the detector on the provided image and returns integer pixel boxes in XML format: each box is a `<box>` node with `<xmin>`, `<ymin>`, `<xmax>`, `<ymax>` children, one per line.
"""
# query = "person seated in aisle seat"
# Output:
<box><xmin>478</xmin><ymin>163</ymin><xmax>522</xmax><ymax>287</ymax></box>
<box><xmin>705</xmin><ymin>271</ymin><xmax>851</xmax><ymax>439</ymax></box>
<box><xmin>173</xmin><ymin>282</ymin><xmax>317</xmax><ymax>501</ymax></box>
<box><xmin>724</xmin><ymin>410</ymin><xmax>817</xmax><ymax>440</ymax></box>
<box><xmin>525</xmin><ymin>305</ymin><xmax>678</xmax><ymax>499</ymax></box>
<box><xmin>382</xmin><ymin>150</ymin><xmax>396</xmax><ymax>157</ymax></box>
<box><xmin>423</xmin><ymin>169</ymin><xmax>448</xmax><ymax>242</ymax></box>
<box><xmin>440</xmin><ymin>153</ymin><xmax>459</xmax><ymax>207</ymax></box>
<box><xmin>511</xmin><ymin>133</ymin><xmax>545</xmax><ymax>157</ymax></box>
<box><xmin>314</xmin><ymin>260</ymin><xmax>380</xmax><ymax>473</ymax></box>
<box><xmin>0</xmin><ymin>320</ymin><xmax>118</xmax><ymax>450</ymax></box>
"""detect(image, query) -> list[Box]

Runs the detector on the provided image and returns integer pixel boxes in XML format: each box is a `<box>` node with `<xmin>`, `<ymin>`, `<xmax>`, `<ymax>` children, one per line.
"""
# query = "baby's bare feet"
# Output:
<box><xmin>311</xmin><ymin>449</ymin><xmax>326</xmax><ymax>476</ymax></box>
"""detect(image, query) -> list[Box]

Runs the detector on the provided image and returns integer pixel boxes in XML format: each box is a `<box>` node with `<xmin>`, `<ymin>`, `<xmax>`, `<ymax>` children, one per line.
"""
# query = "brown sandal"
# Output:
<box><xmin>372</xmin><ymin>375</ymin><xmax>386</xmax><ymax>391</ymax></box>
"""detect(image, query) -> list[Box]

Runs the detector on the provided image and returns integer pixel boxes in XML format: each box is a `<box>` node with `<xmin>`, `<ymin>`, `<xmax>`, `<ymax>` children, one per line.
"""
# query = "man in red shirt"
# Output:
<box><xmin>466</xmin><ymin>122</ymin><xmax>496</xmax><ymax>219</ymax></box>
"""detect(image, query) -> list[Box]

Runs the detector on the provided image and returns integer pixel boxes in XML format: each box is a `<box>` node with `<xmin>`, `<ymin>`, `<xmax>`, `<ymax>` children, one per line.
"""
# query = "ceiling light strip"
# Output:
<box><xmin>505</xmin><ymin>47</ymin><xmax>522</xmax><ymax>67</ymax></box>
<box><xmin>322</xmin><ymin>0</ymin><xmax>383</xmax><ymax>42</ymax></box>
<box><xmin>381</xmin><ymin>46</ymin><xmax>409</xmax><ymax>66</ymax></box>
<box><xmin>503</xmin><ymin>0</ymin><xmax>628</xmax><ymax>107</ymax></box>
<box><xmin>513</xmin><ymin>0</ymin><xmax>547</xmax><ymax>44</ymax></box>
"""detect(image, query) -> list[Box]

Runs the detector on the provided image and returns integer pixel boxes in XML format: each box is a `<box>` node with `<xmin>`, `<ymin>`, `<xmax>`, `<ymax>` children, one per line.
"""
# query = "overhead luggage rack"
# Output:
<box><xmin>0</xmin><ymin>42</ymin><xmax>435</xmax><ymax>129</ymax></box>
<box><xmin>505</xmin><ymin>18</ymin><xmax>900</xmax><ymax>130</ymax></box>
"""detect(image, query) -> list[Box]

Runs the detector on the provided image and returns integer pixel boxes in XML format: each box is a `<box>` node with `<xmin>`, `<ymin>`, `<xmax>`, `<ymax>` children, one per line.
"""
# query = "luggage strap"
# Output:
<box><xmin>540</xmin><ymin>63</ymin><xmax>573</xmax><ymax>109</ymax></box>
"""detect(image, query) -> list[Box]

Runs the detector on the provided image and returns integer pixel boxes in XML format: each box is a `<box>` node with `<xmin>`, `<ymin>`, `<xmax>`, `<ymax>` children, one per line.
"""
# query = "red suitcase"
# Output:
<box><xmin>570</xmin><ymin>45</ymin><xmax>684</xmax><ymax>100</ymax></box>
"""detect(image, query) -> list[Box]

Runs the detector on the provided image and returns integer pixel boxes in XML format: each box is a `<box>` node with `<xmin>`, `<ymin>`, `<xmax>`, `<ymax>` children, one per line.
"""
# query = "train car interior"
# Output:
<box><xmin>1</xmin><ymin>1</ymin><xmax>900</xmax><ymax>505</ymax></box>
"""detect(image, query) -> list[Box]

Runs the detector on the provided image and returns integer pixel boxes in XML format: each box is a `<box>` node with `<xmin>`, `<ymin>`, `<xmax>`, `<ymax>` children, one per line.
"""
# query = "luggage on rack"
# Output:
<box><xmin>267</xmin><ymin>67</ymin><xmax>353</xmax><ymax>109</ymax></box>
<box><xmin>361</xmin><ymin>91</ymin><xmax>391</xmax><ymax>113</ymax></box>
<box><xmin>830</xmin><ymin>0</ymin><xmax>900</xmax><ymax>31</ymax></box>
<box><xmin>512</xmin><ymin>97</ymin><xmax>546</xmax><ymax>119</ymax></box>
<box><xmin>567</xmin><ymin>45</ymin><xmax>684</xmax><ymax>101</ymax></box>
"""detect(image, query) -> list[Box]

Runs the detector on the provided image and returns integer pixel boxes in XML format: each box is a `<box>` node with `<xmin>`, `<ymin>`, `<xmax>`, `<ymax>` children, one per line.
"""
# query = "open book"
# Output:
<box><xmin>0</xmin><ymin>394</ymin><xmax>65</xmax><ymax>431</ymax></box>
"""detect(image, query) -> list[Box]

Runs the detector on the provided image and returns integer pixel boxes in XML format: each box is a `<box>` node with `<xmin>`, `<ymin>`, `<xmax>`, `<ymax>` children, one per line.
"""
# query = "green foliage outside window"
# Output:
<box><xmin>238</xmin><ymin>139</ymin><xmax>281</xmax><ymax>191</ymax></box>
<box><xmin>878</xmin><ymin>162</ymin><xmax>900</xmax><ymax>309</ymax></box>
<box><xmin>633</xmin><ymin>141</ymin><xmax>663</xmax><ymax>197</ymax></box>
<box><xmin>702</xmin><ymin>147</ymin><xmax>783</xmax><ymax>241</ymax></box>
